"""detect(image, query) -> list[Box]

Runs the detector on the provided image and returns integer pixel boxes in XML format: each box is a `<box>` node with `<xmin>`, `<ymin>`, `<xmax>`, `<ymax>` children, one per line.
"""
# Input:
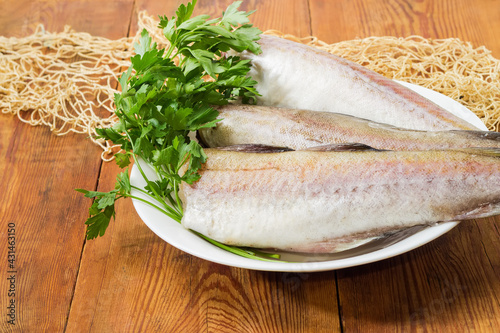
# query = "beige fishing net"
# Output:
<box><xmin>266</xmin><ymin>30</ymin><xmax>500</xmax><ymax>131</ymax></box>
<box><xmin>1</xmin><ymin>12</ymin><xmax>499</xmax><ymax>160</ymax></box>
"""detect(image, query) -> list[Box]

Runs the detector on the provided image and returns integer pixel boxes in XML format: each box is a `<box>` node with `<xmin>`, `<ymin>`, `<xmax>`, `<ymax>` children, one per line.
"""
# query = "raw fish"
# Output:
<box><xmin>179</xmin><ymin>146</ymin><xmax>500</xmax><ymax>253</ymax></box>
<box><xmin>199</xmin><ymin>104</ymin><xmax>500</xmax><ymax>151</ymax></box>
<box><xmin>236</xmin><ymin>35</ymin><xmax>478</xmax><ymax>131</ymax></box>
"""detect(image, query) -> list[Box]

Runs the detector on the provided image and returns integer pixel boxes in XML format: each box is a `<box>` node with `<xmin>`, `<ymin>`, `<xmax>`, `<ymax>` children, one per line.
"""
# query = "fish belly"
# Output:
<box><xmin>179</xmin><ymin>149</ymin><xmax>500</xmax><ymax>253</ymax></box>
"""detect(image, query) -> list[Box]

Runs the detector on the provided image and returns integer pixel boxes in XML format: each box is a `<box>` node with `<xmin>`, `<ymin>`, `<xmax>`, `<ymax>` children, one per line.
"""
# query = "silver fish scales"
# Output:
<box><xmin>179</xmin><ymin>148</ymin><xmax>500</xmax><ymax>253</ymax></box>
<box><xmin>236</xmin><ymin>35</ymin><xmax>478</xmax><ymax>131</ymax></box>
<box><xmin>199</xmin><ymin>104</ymin><xmax>500</xmax><ymax>151</ymax></box>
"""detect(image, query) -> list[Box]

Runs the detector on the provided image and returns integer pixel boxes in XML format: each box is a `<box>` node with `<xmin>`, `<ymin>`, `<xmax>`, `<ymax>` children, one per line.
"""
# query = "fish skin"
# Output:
<box><xmin>236</xmin><ymin>35</ymin><xmax>478</xmax><ymax>131</ymax></box>
<box><xmin>198</xmin><ymin>104</ymin><xmax>500</xmax><ymax>151</ymax></box>
<box><xmin>179</xmin><ymin>148</ymin><xmax>500</xmax><ymax>253</ymax></box>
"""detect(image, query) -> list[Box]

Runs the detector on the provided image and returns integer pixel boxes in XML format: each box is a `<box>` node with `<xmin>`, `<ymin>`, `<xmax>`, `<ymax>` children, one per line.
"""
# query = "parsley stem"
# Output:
<box><xmin>130</xmin><ymin>185</ymin><xmax>181</xmax><ymax>221</ymax></box>
<box><xmin>164</xmin><ymin>42</ymin><xmax>176</xmax><ymax>60</ymax></box>
<box><xmin>130</xmin><ymin>154</ymin><xmax>177</xmax><ymax>213</ymax></box>
<box><xmin>192</xmin><ymin>231</ymin><xmax>283</xmax><ymax>262</ymax></box>
<box><xmin>152</xmin><ymin>166</ymin><xmax>175</xmax><ymax>202</ymax></box>
<box><xmin>128</xmin><ymin>194</ymin><xmax>181</xmax><ymax>222</ymax></box>
<box><xmin>82</xmin><ymin>1</ymin><xmax>272</xmax><ymax>263</ymax></box>
<box><xmin>124</xmin><ymin>131</ymin><xmax>173</xmax><ymax>212</ymax></box>
<box><xmin>172</xmin><ymin>178</ymin><xmax>184</xmax><ymax>216</ymax></box>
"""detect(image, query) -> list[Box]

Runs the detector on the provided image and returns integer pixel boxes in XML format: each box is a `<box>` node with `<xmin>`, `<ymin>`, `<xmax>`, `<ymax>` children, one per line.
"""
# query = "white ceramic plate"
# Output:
<box><xmin>130</xmin><ymin>81</ymin><xmax>487</xmax><ymax>272</ymax></box>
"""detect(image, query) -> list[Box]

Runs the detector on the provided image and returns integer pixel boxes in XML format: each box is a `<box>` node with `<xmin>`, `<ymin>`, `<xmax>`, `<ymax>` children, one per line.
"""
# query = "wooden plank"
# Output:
<box><xmin>66</xmin><ymin>1</ymin><xmax>341</xmax><ymax>332</ymax></box>
<box><xmin>336</xmin><ymin>223</ymin><xmax>500</xmax><ymax>332</ymax></box>
<box><xmin>0</xmin><ymin>0</ymin><xmax>133</xmax><ymax>331</ymax></box>
<box><xmin>309</xmin><ymin>0</ymin><xmax>500</xmax><ymax>331</ymax></box>
<box><xmin>309</xmin><ymin>0</ymin><xmax>500</xmax><ymax>56</ymax></box>
<box><xmin>0</xmin><ymin>0</ymin><xmax>134</xmax><ymax>39</ymax></box>
<box><xmin>4</xmin><ymin>0</ymin><xmax>498</xmax><ymax>332</ymax></box>
<box><xmin>0</xmin><ymin>109</ymin><xmax>103</xmax><ymax>332</ymax></box>
<box><xmin>131</xmin><ymin>0</ymin><xmax>312</xmax><ymax>36</ymax></box>
<box><xmin>69</xmin><ymin>203</ymin><xmax>340</xmax><ymax>332</ymax></box>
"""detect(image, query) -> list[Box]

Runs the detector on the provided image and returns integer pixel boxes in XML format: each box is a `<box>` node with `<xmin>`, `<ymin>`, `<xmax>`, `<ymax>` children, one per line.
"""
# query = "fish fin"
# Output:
<box><xmin>216</xmin><ymin>144</ymin><xmax>294</xmax><ymax>153</ymax></box>
<box><xmin>304</xmin><ymin>143</ymin><xmax>383</xmax><ymax>152</ymax></box>
<box><xmin>450</xmin><ymin>130</ymin><xmax>500</xmax><ymax>142</ymax></box>
<box><xmin>453</xmin><ymin>201</ymin><xmax>500</xmax><ymax>220</ymax></box>
<box><xmin>455</xmin><ymin>147</ymin><xmax>500</xmax><ymax>157</ymax></box>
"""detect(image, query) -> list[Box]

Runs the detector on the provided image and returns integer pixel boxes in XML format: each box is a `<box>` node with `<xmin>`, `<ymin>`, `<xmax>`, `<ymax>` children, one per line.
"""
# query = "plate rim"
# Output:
<box><xmin>131</xmin><ymin>81</ymin><xmax>486</xmax><ymax>272</ymax></box>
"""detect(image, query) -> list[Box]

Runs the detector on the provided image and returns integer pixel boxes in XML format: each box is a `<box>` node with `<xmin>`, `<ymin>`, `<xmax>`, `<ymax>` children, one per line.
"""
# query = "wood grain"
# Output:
<box><xmin>0</xmin><ymin>113</ymin><xmax>102</xmax><ymax>332</ymax></box>
<box><xmin>309</xmin><ymin>1</ymin><xmax>500</xmax><ymax>331</ymax></box>
<box><xmin>1</xmin><ymin>0</ymin><xmax>500</xmax><ymax>332</ymax></box>
<box><xmin>336</xmin><ymin>222</ymin><xmax>500</xmax><ymax>332</ymax></box>
<box><xmin>0</xmin><ymin>0</ymin><xmax>134</xmax><ymax>38</ymax></box>
<box><xmin>68</xmin><ymin>1</ymin><xmax>340</xmax><ymax>332</ymax></box>
<box><xmin>132</xmin><ymin>0</ymin><xmax>311</xmax><ymax>37</ymax></box>
<box><xmin>0</xmin><ymin>1</ymin><xmax>132</xmax><ymax>332</ymax></box>
<box><xmin>66</xmin><ymin>165</ymin><xmax>340</xmax><ymax>332</ymax></box>
<box><xmin>309</xmin><ymin>0</ymin><xmax>500</xmax><ymax>56</ymax></box>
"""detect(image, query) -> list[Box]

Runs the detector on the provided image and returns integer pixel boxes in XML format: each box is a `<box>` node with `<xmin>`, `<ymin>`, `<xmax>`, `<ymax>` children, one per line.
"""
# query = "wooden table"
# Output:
<box><xmin>1</xmin><ymin>0</ymin><xmax>500</xmax><ymax>332</ymax></box>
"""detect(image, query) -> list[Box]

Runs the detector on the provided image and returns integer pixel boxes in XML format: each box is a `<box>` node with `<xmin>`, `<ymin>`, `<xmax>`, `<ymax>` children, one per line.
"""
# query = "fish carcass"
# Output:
<box><xmin>236</xmin><ymin>35</ymin><xmax>478</xmax><ymax>131</ymax></box>
<box><xmin>179</xmin><ymin>146</ymin><xmax>500</xmax><ymax>253</ymax></box>
<box><xmin>199</xmin><ymin>104</ymin><xmax>500</xmax><ymax>151</ymax></box>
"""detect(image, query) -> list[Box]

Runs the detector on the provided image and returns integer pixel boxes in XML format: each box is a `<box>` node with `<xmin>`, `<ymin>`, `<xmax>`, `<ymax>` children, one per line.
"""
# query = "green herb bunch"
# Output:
<box><xmin>77</xmin><ymin>1</ymin><xmax>279</xmax><ymax>261</ymax></box>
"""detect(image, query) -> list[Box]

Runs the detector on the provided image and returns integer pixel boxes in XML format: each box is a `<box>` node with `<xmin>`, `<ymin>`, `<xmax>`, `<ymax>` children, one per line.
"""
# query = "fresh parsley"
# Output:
<box><xmin>77</xmin><ymin>1</ymin><xmax>281</xmax><ymax>261</ymax></box>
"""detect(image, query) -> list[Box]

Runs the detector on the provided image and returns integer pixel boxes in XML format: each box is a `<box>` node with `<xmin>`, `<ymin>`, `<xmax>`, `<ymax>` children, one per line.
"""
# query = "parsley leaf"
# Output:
<box><xmin>84</xmin><ymin>205</ymin><xmax>115</xmax><ymax>240</ymax></box>
<box><xmin>78</xmin><ymin>1</ymin><xmax>278</xmax><ymax>261</ymax></box>
<box><xmin>76</xmin><ymin>169</ymin><xmax>131</xmax><ymax>240</ymax></box>
<box><xmin>114</xmin><ymin>152</ymin><xmax>131</xmax><ymax>168</ymax></box>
